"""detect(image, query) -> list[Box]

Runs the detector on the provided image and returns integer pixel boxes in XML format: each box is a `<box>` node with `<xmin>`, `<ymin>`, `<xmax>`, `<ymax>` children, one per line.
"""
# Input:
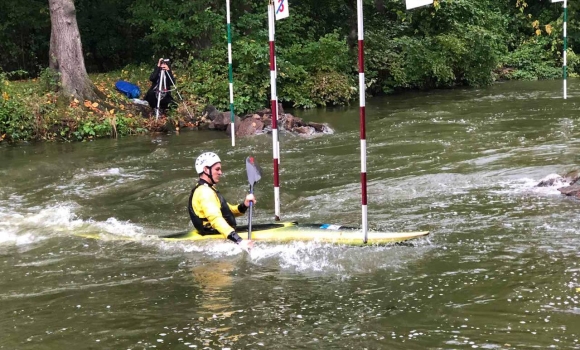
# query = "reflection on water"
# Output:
<box><xmin>1</xmin><ymin>79</ymin><xmax>580</xmax><ymax>348</ymax></box>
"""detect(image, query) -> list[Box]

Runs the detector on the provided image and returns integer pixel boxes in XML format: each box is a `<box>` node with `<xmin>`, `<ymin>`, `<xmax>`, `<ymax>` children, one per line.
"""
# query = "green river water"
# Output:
<box><xmin>1</xmin><ymin>79</ymin><xmax>580</xmax><ymax>349</ymax></box>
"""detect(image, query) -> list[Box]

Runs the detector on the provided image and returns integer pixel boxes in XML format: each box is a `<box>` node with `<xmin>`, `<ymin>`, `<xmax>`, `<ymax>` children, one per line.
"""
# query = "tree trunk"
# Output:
<box><xmin>48</xmin><ymin>0</ymin><xmax>98</xmax><ymax>101</ymax></box>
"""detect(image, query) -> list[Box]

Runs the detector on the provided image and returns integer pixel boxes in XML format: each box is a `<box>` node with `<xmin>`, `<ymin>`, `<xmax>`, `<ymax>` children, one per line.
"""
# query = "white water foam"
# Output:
<box><xmin>53</xmin><ymin>167</ymin><xmax>149</xmax><ymax>198</ymax></box>
<box><xmin>0</xmin><ymin>202</ymin><xmax>430</xmax><ymax>274</ymax></box>
<box><xmin>0</xmin><ymin>229</ymin><xmax>38</xmax><ymax>246</ymax></box>
<box><xmin>90</xmin><ymin>217</ymin><xmax>145</xmax><ymax>238</ymax></box>
<box><xmin>73</xmin><ymin>167</ymin><xmax>146</xmax><ymax>180</ymax></box>
<box><xmin>0</xmin><ymin>204</ymin><xmax>83</xmax><ymax>246</ymax></box>
<box><xmin>254</xmin><ymin>241</ymin><xmax>433</xmax><ymax>275</ymax></box>
<box><xmin>253</xmin><ymin>241</ymin><xmax>350</xmax><ymax>272</ymax></box>
<box><xmin>0</xmin><ymin>203</ymin><xmax>146</xmax><ymax>246</ymax></box>
<box><xmin>490</xmin><ymin>173</ymin><xmax>569</xmax><ymax>197</ymax></box>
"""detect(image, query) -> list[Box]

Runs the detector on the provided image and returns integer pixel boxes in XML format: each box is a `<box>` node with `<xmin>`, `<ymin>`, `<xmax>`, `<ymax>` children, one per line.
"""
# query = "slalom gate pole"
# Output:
<box><xmin>357</xmin><ymin>0</ymin><xmax>368</xmax><ymax>243</ymax></box>
<box><xmin>564</xmin><ymin>0</ymin><xmax>568</xmax><ymax>99</ymax></box>
<box><xmin>268</xmin><ymin>0</ymin><xmax>281</xmax><ymax>221</ymax></box>
<box><xmin>226</xmin><ymin>0</ymin><xmax>236</xmax><ymax>146</ymax></box>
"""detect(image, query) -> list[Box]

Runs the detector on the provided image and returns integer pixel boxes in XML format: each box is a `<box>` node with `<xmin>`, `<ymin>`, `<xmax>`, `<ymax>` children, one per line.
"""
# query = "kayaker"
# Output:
<box><xmin>188</xmin><ymin>152</ymin><xmax>255</xmax><ymax>251</ymax></box>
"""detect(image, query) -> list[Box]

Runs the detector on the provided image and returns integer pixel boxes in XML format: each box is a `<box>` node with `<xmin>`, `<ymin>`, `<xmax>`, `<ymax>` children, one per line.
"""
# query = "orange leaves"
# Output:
<box><xmin>2</xmin><ymin>91</ymin><xmax>9</xmax><ymax>101</ymax></box>
<box><xmin>83</xmin><ymin>101</ymin><xmax>98</xmax><ymax>108</ymax></box>
<box><xmin>95</xmin><ymin>81</ymin><xmax>108</xmax><ymax>92</ymax></box>
<box><xmin>531</xmin><ymin>20</ymin><xmax>544</xmax><ymax>36</ymax></box>
<box><xmin>83</xmin><ymin>100</ymin><xmax>102</xmax><ymax>114</ymax></box>
<box><xmin>106</xmin><ymin>108</ymin><xmax>118</xmax><ymax>138</ymax></box>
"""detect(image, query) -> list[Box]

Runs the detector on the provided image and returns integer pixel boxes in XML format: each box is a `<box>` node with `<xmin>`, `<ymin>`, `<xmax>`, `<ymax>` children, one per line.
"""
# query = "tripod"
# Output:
<box><xmin>155</xmin><ymin>68</ymin><xmax>194</xmax><ymax>121</ymax></box>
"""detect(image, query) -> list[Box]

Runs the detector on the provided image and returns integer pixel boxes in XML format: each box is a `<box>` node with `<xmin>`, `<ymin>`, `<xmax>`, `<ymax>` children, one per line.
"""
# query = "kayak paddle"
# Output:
<box><xmin>245</xmin><ymin>156</ymin><xmax>262</xmax><ymax>240</ymax></box>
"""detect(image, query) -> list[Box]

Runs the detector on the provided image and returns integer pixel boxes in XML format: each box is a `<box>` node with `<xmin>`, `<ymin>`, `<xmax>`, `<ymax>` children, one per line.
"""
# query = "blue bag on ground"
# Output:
<box><xmin>115</xmin><ymin>80</ymin><xmax>141</xmax><ymax>99</ymax></box>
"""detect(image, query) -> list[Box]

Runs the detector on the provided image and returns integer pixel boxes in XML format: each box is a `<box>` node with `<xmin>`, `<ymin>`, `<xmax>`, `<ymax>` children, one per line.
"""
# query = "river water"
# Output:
<box><xmin>1</xmin><ymin>80</ymin><xmax>580</xmax><ymax>349</ymax></box>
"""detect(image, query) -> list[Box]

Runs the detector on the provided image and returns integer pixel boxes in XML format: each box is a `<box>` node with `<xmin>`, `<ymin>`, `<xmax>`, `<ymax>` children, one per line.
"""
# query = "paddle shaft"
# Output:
<box><xmin>245</xmin><ymin>156</ymin><xmax>262</xmax><ymax>241</ymax></box>
<box><xmin>248</xmin><ymin>184</ymin><xmax>254</xmax><ymax>240</ymax></box>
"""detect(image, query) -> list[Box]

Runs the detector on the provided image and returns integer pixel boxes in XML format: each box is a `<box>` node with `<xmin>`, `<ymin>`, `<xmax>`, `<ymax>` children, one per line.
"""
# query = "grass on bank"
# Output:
<box><xmin>0</xmin><ymin>65</ymin><xmax>204</xmax><ymax>143</ymax></box>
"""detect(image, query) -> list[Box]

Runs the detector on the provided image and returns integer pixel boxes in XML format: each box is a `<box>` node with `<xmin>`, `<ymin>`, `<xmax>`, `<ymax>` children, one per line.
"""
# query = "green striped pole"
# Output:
<box><xmin>564</xmin><ymin>0</ymin><xmax>568</xmax><ymax>99</ymax></box>
<box><xmin>226</xmin><ymin>0</ymin><xmax>236</xmax><ymax>146</ymax></box>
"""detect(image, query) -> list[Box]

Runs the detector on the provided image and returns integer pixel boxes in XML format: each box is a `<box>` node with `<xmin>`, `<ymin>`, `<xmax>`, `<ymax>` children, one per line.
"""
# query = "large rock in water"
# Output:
<box><xmin>200</xmin><ymin>104</ymin><xmax>333</xmax><ymax>137</ymax></box>
<box><xmin>233</xmin><ymin>114</ymin><xmax>265</xmax><ymax>137</ymax></box>
<box><xmin>536</xmin><ymin>170</ymin><xmax>580</xmax><ymax>198</ymax></box>
<box><xmin>202</xmin><ymin>105</ymin><xmax>221</xmax><ymax>121</ymax></box>
<box><xmin>558</xmin><ymin>184</ymin><xmax>580</xmax><ymax>197</ymax></box>
<box><xmin>208</xmin><ymin>112</ymin><xmax>234</xmax><ymax>130</ymax></box>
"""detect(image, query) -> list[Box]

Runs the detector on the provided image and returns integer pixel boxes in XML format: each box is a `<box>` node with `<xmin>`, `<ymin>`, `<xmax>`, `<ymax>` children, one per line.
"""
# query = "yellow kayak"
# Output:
<box><xmin>158</xmin><ymin>222</ymin><xmax>429</xmax><ymax>246</ymax></box>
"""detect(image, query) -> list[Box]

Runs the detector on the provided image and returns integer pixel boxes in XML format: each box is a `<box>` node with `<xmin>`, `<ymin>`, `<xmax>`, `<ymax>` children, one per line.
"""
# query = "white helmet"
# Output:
<box><xmin>195</xmin><ymin>152</ymin><xmax>221</xmax><ymax>174</ymax></box>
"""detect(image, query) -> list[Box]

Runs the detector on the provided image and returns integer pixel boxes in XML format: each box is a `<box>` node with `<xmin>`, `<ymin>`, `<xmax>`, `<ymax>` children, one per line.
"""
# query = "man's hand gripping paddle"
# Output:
<box><xmin>245</xmin><ymin>156</ymin><xmax>262</xmax><ymax>241</ymax></box>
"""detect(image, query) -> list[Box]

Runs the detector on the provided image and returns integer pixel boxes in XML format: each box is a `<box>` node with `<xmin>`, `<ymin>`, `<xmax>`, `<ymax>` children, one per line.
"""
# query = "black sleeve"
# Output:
<box><xmin>149</xmin><ymin>67</ymin><xmax>160</xmax><ymax>82</ymax></box>
<box><xmin>237</xmin><ymin>202</ymin><xmax>248</xmax><ymax>214</ymax></box>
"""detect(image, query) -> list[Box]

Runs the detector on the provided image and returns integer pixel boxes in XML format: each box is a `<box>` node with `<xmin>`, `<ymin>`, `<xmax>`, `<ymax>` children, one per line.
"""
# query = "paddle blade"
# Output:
<box><xmin>246</xmin><ymin>156</ymin><xmax>262</xmax><ymax>186</ymax></box>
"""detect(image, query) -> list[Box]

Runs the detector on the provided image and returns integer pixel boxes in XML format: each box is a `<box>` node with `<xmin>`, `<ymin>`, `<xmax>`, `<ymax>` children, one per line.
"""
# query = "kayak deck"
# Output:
<box><xmin>159</xmin><ymin>222</ymin><xmax>429</xmax><ymax>246</ymax></box>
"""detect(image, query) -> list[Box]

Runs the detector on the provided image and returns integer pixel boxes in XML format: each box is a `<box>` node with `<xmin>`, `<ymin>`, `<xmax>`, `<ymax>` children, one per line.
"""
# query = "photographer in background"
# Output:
<box><xmin>145</xmin><ymin>58</ymin><xmax>177</xmax><ymax>114</ymax></box>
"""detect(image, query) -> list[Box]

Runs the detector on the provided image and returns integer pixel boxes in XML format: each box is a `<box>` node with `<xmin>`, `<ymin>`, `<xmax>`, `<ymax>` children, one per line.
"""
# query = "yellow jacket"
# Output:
<box><xmin>190</xmin><ymin>182</ymin><xmax>246</xmax><ymax>238</ymax></box>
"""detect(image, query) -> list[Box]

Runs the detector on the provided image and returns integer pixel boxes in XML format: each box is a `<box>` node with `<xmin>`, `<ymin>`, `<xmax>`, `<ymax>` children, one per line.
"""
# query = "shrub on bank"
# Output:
<box><xmin>0</xmin><ymin>68</ymin><xmax>200</xmax><ymax>143</ymax></box>
<box><xmin>0</xmin><ymin>72</ymin><xmax>50</xmax><ymax>142</ymax></box>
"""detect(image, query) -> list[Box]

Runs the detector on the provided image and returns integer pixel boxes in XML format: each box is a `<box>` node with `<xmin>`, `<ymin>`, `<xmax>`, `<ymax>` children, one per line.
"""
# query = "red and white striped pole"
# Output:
<box><xmin>268</xmin><ymin>1</ymin><xmax>281</xmax><ymax>221</ymax></box>
<box><xmin>357</xmin><ymin>0</ymin><xmax>368</xmax><ymax>243</ymax></box>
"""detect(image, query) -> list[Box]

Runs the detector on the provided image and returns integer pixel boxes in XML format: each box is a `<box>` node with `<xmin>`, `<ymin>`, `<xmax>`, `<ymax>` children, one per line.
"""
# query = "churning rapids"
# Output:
<box><xmin>1</xmin><ymin>79</ymin><xmax>579</xmax><ymax>349</ymax></box>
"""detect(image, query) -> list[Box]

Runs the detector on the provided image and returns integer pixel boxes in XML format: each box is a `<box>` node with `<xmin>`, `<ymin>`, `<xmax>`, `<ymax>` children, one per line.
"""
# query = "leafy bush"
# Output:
<box><xmin>0</xmin><ymin>73</ymin><xmax>37</xmax><ymax>141</ymax></box>
<box><xmin>567</xmin><ymin>49</ymin><xmax>580</xmax><ymax>77</ymax></box>
<box><xmin>39</xmin><ymin>68</ymin><xmax>61</xmax><ymax>93</ymax></box>
<box><xmin>365</xmin><ymin>27</ymin><xmax>407</xmax><ymax>94</ymax></box>
<box><xmin>501</xmin><ymin>36</ymin><xmax>561</xmax><ymax>80</ymax></box>
<box><xmin>309</xmin><ymin>71</ymin><xmax>355</xmax><ymax>106</ymax></box>
<box><xmin>187</xmin><ymin>40</ymin><xmax>269</xmax><ymax>114</ymax></box>
<box><xmin>279</xmin><ymin>32</ymin><xmax>355</xmax><ymax>108</ymax></box>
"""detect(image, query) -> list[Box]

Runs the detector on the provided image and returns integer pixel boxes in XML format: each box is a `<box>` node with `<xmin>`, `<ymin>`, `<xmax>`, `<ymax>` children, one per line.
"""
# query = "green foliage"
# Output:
<box><xmin>0</xmin><ymin>0</ymin><xmax>50</xmax><ymax>77</ymax></box>
<box><xmin>0</xmin><ymin>70</ymin><xmax>154</xmax><ymax>143</ymax></box>
<box><xmin>2</xmin><ymin>0</ymin><xmax>579</xmax><ymax>143</ymax></box>
<box><xmin>129</xmin><ymin>0</ymin><xmax>225</xmax><ymax>61</ymax></box>
<box><xmin>76</xmin><ymin>0</ymin><xmax>150</xmax><ymax>71</ymax></box>
<box><xmin>567</xmin><ymin>49</ymin><xmax>580</xmax><ymax>77</ymax></box>
<box><xmin>279</xmin><ymin>33</ymin><xmax>355</xmax><ymax>108</ymax></box>
<box><xmin>187</xmin><ymin>39</ymin><xmax>269</xmax><ymax>113</ymax></box>
<box><xmin>0</xmin><ymin>73</ymin><xmax>37</xmax><ymax>142</ymax></box>
<box><xmin>187</xmin><ymin>30</ymin><xmax>355</xmax><ymax>112</ymax></box>
<box><xmin>309</xmin><ymin>71</ymin><xmax>355</xmax><ymax>107</ymax></box>
<box><xmin>380</xmin><ymin>0</ymin><xmax>508</xmax><ymax>90</ymax></box>
<box><xmin>502</xmin><ymin>36</ymin><xmax>561</xmax><ymax>80</ymax></box>
<box><xmin>38</xmin><ymin>68</ymin><xmax>61</xmax><ymax>93</ymax></box>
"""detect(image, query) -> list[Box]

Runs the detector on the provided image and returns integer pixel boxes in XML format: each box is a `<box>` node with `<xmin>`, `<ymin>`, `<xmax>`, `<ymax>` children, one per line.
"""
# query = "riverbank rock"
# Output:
<box><xmin>231</xmin><ymin>114</ymin><xmax>264</xmax><ymax>137</ymax></box>
<box><xmin>536</xmin><ymin>170</ymin><xmax>580</xmax><ymax>198</ymax></box>
<box><xmin>199</xmin><ymin>104</ymin><xmax>333</xmax><ymax>137</ymax></box>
